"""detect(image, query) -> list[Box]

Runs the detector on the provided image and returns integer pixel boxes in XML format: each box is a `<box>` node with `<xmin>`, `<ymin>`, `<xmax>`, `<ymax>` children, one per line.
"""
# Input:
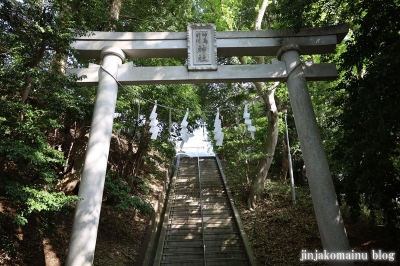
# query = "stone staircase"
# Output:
<box><xmin>152</xmin><ymin>156</ymin><xmax>255</xmax><ymax>266</ymax></box>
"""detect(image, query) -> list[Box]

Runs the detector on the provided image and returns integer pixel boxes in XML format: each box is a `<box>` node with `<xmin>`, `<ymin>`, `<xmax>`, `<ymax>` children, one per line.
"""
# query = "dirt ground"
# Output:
<box><xmin>232</xmin><ymin>181</ymin><xmax>399</xmax><ymax>265</ymax></box>
<box><xmin>0</xmin><ymin>196</ymin><xmax>151</xmax><ymax>266</ymax></box>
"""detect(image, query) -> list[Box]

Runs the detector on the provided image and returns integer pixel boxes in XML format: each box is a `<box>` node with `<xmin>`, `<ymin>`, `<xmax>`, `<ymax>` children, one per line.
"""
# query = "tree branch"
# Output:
<box><xmin>254</xmin><ymin>0</ymin><xmax>269</xmax><ymax>31</ymax></box>
<box><xmin>119</xmin><ymin>15</ymin><xmax>144</xmax><ymax>21</ymax></box>
<box><xmin>254</xmin><ymin>0</ymin><xmax>269</xmax><ymax>64</ymax></box>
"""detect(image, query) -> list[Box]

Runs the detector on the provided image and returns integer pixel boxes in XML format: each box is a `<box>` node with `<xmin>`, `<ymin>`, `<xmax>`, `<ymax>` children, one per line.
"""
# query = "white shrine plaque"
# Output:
<box><xmin>187</xmin><ymin>24</ymin><xmax>217</xmax><ymax>71</ymax></box>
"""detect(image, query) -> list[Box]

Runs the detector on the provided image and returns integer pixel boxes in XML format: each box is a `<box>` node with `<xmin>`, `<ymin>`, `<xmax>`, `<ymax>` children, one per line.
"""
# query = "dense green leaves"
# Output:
<box><xmin>0</xmin><ymin>0</ymin><xmax>204</xmax><ymax>226</ymax></box>
<box><xmin>193</xmin><ymin>0</ymin><xmax>258</xmax><ymax>30</ymax></box>
<box><xmin>332</xmin><ymin>0</ymin><xmax>400</xmax><ymax>227</ymax></box>
<box><xmin>0</xmin><ymin>179</ymin><xmax>80</xmax><ymax>226</ymax></box>
<box><xmin>334</xmin><ymin>41</ymin><xmax>400</xmax><ymax>226</ymax></box>
<box><xmin>271</xmin><ymin>0</ymin><xmax>400</xmax><ymax>226</ymax></box>
<box><xmin>0</xmin><ymin>0</ymin><xmax>97</xmax><ymax>225</ymax></box>
<box><xmin>104</xmin><ymin>173</ymin><xmax>152</xmax><ymax>214</ymax></box>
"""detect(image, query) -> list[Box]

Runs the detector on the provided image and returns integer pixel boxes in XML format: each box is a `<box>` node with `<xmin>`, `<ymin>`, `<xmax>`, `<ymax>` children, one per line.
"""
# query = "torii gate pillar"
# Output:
<box><xmin>278</xmin><ymin>44</ymin><xmax>351</xmax><ymax>265</ymax></box>
<box><xmin>66</xmin><ymin>47</ymin><xmax>125</xmax><ymax>266</ymax></box>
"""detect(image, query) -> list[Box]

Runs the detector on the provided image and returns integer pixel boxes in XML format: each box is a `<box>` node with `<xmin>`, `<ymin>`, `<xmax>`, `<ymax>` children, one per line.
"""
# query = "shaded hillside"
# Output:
<box><xmin>0</xmin><ymin>130</ymin><xmax>171</xmax><ymax>265</ymax></box>
<box><xmin>232</xmin><ymin>180</ymin><xmax>399</xmax><ymax>265</ymax></box>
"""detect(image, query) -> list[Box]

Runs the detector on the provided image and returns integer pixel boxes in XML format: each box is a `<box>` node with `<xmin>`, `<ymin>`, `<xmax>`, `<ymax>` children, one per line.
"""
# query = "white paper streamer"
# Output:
<box><xmin>149</xmin><ymin>101</ymin><xmax>159</xmax><ymax>139</ymax></box>
<box><xmin>243</xmin><ymin>103</ymin><xmax>256</xmax><ymax>139</ymax></box>
<box><xmin>214</xmin><ymin>108</ymin><xmax>224</xmax><ymax>146</ymax></box>
<box><xmin>179</xmin><ymin>109</ymin><xmax>193</xmax><ymax>147</ymax></box>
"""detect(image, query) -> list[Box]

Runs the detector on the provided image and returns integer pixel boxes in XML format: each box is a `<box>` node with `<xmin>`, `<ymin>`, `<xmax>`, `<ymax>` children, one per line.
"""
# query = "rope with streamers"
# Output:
<box><xmin>100</xmin><ymin>65</ymin><xmax>269</xmax><ymax>114</ymax></box>
<box><xmin>99</xmin><ymin>61</ymin><xmax>303</xmax><ymax>125</ymax></box>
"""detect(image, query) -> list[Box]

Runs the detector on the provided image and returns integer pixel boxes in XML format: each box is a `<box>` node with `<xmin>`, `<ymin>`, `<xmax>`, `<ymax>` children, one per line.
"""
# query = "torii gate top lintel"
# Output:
<box><xmin>68</xmin><ymin>24</ymin><xmax>349</xmax><ymax>85</ymax></box>
<box><xmin>72</xmin><ymin>23</ymin><xmax>348</xmax><ymax>60</ymax></box>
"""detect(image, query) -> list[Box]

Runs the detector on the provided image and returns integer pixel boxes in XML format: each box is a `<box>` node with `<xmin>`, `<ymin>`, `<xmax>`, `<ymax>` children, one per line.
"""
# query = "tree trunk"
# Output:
<box><xmin>106</xmin><ymin>0</ymin><xmax>123</xmax><ymax>31</ymax></box>
<box><xmin>21</xmin><ymin>38</ymin><xmax>47</xmax><ymax>104</ymax></box>
<box><xmin>247</xmin><ymin>86</ymin><xmax>279</xmax><ymax>209</ymax></box>
<box><xmin>21</xmin><ymin>75</ymin><xmax>32</xmax><ymax>104</ymax></box>
<box><xmin>246</xmin><ymin>0</ymin><xmax>280</xmax><ymax>209</ymax></box>
<box><xmin>280</xmin><ymin>139</ymin><xmax>289</xmax><ymax>182</ymax></box>
<box><xmin>131</xmin><ymin>120</ymin><xmax>151</xmax><ymax>177</ymax></box>
<box><xmin>55</xmin><ymin>125</ymin><xmax>89</xmax><ymax>194</ymax></box>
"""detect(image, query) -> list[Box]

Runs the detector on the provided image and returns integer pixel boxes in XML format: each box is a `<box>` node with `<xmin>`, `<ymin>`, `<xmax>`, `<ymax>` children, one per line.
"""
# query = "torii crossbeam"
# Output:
<box><xmin>66</xmin><ymin>24</ymin><xmax>351</xmax><ymax>266</ymax></box>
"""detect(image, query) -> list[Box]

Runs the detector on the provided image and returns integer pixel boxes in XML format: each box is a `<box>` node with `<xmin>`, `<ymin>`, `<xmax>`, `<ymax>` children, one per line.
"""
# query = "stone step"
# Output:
<box><xmin>161</xmin><ymin>250</ymin><xmax>247</xmax><ymax>262</ymax></box>
<box><xmin>167</xmin><ymin>227</ymin><xmax>239</xmax><ymax>235</ymax></box>
<box><xmin>162</xmin><ymin>252</ymin><xmax>204</xmax><ymax>261</ymax></box>
<box><xmin>204</xmin><ymin>258</ymin><xmax>250</xmax><ymax>266</ymax></box>
<box><xmin>170</xmin><ymin>206</ymin><xmax>201</xmax><ymax>212</ymax></box>
<box><xmin>161</xmin><ymin>259</ymin><xmax>249</xmax><ymax>266</ymax></box>
<box><xmin>163</xmin><ymin>238</ymin><xmax>243</xmax><ymax>248</ymax></box>
<box><xmin>169</xmin><ymin>216</ymin><xmax>234</xmax><ymax>224</ymax></box>
<box><xmin>166</xmin><ymin>233</ymin><xmax>241</xmax><ymax>242</ymax></box>
<box><xmin>163</xmin><ymin>243</ymin><xmax>244</xmax><ymax>252</ymax></box>
<box><xmin>169</xmin><ymin>207</ymin><xmax>231</xmax><ymax>213</ymax></box>
<box><xmin>165</xmin><ymin>233</ymin><xmax>203</xmax><ymax>241</ymax></box>
<box><xmin>160</xmin><ymin>259</ymin><xmax>204</xmax><ymax>266</ymax></box>
<box><xmin>168</xmin><ymin>224</ymin><xmax>237</xmax><ymax>231</ymax></box>
<box><xmin>163</xmin><ymin>239</ymin><xmax>203</xmax><ymax>247</ymax></box>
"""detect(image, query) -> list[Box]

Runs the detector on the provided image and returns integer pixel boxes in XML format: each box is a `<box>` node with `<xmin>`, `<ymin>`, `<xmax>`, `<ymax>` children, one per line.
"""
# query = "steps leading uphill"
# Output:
<box><xmin>153</xmin><ymin>156</ymin><xmax>256</xmax><ymax>266</ymax></box>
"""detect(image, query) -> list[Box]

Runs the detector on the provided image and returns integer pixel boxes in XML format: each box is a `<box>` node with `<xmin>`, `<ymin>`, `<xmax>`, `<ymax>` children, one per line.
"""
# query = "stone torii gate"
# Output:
<box><xmin>66</xmin><ymin>24</ymin><xmax>351</xmax><ymax>266</ymax></box>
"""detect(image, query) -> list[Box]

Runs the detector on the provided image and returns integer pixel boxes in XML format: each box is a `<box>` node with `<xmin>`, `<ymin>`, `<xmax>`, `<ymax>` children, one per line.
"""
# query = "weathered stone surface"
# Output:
<box><xmin>279</xmin><ymin>44</ymin><xmax>352</xmax><ymax>265</ymax></box>
<box><xmin>71</xmin><ymin>24</ymin><xmax>348</xmax><ymax>59</ymax></box>
<box><xmin>67</xmin><ymin>62</ymin><xmax>338</xmax><ymax>85</ymax></box>
<box><xmin>66</xmin><ymin>47</ymin><xmax>125</xmax><ymax>266</ymax></box>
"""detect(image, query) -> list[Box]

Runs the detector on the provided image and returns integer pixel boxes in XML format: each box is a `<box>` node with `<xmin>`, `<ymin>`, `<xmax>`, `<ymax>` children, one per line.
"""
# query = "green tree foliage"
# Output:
<box><xmin>193</xmin><ymin>0</ymin><xmax>258</xmax><ymax>30</ymax></box>
<box><xmin>332</xmin><ymin>1</ymin><xmax>400</xmax><ymax>227</ymax></box>
<box><xmin>117</xmin><ymin>0</ymin><xmax>195</xmax><ymax>32</ymax></box>
<box><xmin>270</xmin><ymin>0</ymin><xmax>348</xmax><ymax>29</ymax></box>
<box><xmin>0</xmin><ymin>0</ymin><xmax>103</xmax><ymax>224</ymax></box>
<box><xmin>268</xmin><ymin>0</ymin><xmax>400</xmax><ymax>227</ymax></box>
<box><xmin>0</xmin><ymin>0</ymin><xmax>203</xmax><ymax>228</ymax></box>
<box><xmin>104</xmin><ymin>173</ymin><xmax>152</xmax><ymax>214</ymax></box>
